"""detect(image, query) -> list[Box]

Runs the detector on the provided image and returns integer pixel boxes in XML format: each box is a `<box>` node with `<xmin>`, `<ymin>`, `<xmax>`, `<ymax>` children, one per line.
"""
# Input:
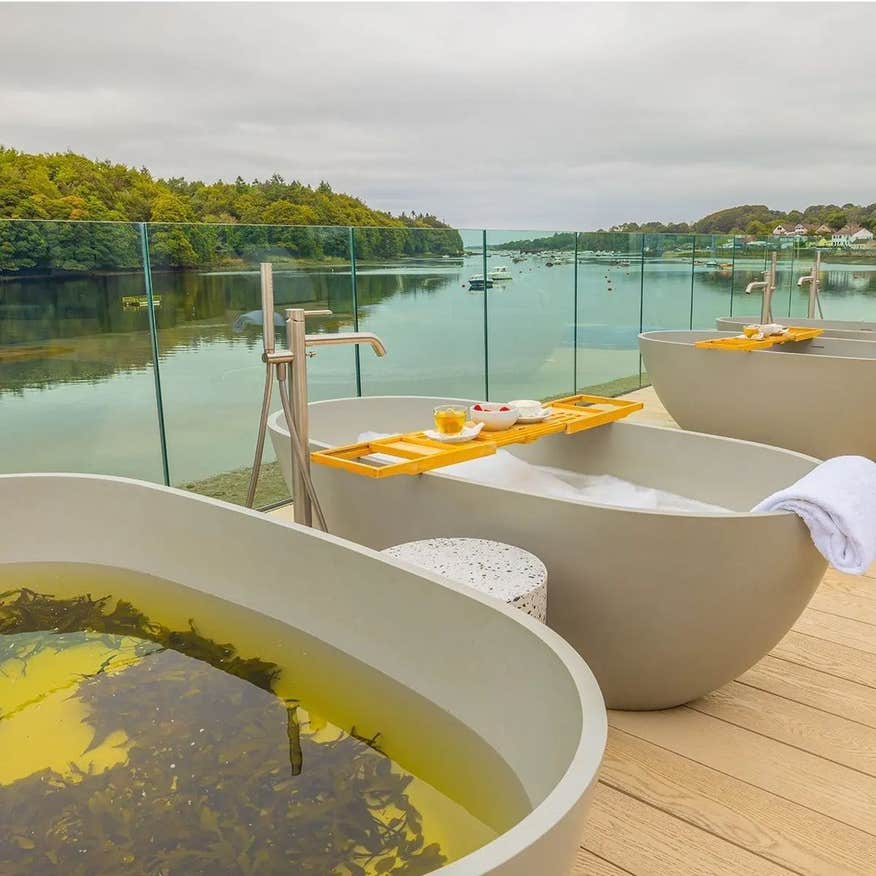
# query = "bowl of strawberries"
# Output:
<box><xmin>469</xmin><ymin>402</ymin><xmax>520</xmax><ymax>431</ymax></box>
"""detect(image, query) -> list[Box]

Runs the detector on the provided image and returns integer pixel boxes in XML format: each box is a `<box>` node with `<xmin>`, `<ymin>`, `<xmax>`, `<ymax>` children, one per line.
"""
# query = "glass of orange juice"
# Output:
<box><xmin>433</xmin><ymin>405</ymin><xmax>467</xmax><ymax>435</ymax></box>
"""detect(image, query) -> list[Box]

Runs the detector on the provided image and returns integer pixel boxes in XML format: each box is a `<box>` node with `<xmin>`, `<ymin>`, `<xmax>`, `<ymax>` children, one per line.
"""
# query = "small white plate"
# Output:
<box><xmin>424</xmin><ymin>423</ymin><xmax>485</xmax><ymax>444</ymax></box>
<box><xmin>516</xmin><ymin>407</ymin><xmax>553</xmax><ymax>424</ymax></box>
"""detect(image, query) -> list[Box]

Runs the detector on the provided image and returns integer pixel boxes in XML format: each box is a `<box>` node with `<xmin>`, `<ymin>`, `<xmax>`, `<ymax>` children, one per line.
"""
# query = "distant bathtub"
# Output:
<box><xmin>641</xmin><ymin>329</ymin><xmax>876</xmax><ymax>459</ymax></box>
<box><xmin>717</xmin><ymin>315</ymin><xmax>876</xmax><ymax>340</ymax></box>
<box><xmin>1</xmin><ymin>474</ymin><xmax>606</xmax><ymax>876</ymax></box>
<box><xmin>269</xmin><ymin>397</ymin><xmax>827</xmax><ymax>710</ymax></box>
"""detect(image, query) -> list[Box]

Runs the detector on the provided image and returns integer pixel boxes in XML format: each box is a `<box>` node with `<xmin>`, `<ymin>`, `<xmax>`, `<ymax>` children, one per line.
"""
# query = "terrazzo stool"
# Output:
<box><xmin>381</xmin><ymin>537</ymin><xmax>547</xmax><ymax>621</ymax></box>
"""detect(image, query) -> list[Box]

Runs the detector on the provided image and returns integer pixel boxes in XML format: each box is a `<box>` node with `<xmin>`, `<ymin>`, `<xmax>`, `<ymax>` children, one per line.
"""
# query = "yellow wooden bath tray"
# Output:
<box><xmin>310</xmin><ymin>394</ymin><xmax>644</xmax><ymax>479</ymax></box>
<box><xmin>694</xmin><ymin>326</ymin><xmax>824</xmax><ymax>351</ymax></box>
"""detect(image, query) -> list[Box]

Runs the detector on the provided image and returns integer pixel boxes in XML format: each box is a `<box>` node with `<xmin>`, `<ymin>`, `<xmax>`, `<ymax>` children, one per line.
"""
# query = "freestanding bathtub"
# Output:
<box><xmin>268</xmin><ymin>398</ymin><xmax>827</xmax><ymax>710</ymax></box>
<box><xmin>717</xmin><ymin>315</ymin><xmax>876</xmax><ymax>340</ymax></box>
<box><xmin>641</xmin><ymin>329</ymin><xmax>876</xmax><ymax>459</ymax></box>
<box><xmin>0</xmin><ymin>473</ymin><xmax>606</xmax><ymax>876</ymax></box>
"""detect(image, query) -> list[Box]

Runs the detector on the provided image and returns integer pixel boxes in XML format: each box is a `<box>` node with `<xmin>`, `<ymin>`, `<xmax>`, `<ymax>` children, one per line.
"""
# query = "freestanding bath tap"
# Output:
<box><xmin>797</xmin><ymin>249</ymin><xmax>823</xmax><ymax>319</ymax></box>
<box><xmin>246</xmin><ymin>262</ymin><xmax>387</xmax><ymax>530</ymax></box>
<box><xmin>287</xmin><ymin>312</ymin><xmax>386</xmax><ymax>527</ymax></box>
<box><xmin>744</xmin><ymin>251</ymin><xmax>778</xmax><ymax>323</ymax></box>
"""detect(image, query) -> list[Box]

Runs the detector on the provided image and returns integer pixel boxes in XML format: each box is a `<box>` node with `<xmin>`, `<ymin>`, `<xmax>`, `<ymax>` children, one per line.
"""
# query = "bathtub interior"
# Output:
<box><xmin>1</xmin><ymin>474</ymin><xmax>604</xmax><ymax>834</ymax></box>
<box><xmin>303</xmin><ymin>397</ymin><xmax>819</xmax><ymax>512</ymax></box>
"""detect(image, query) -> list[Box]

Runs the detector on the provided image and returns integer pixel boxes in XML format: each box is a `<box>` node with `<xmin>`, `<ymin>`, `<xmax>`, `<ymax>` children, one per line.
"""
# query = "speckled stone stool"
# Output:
<box><xmin>381</xmin><ymin>537</ymin><xmax>547</xmax><ymax>622</ymax></box>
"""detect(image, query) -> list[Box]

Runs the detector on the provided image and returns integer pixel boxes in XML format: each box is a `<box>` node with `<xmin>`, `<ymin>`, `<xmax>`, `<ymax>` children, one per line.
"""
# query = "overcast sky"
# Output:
<box><xmin>2</xmin><ymin>1</ymin><xmax>875</xmax><ymax>229</ymax></box>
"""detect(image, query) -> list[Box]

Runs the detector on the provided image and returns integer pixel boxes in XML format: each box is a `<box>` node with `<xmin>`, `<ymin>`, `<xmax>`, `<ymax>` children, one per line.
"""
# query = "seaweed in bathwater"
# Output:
<box><xmin>0</xmin><ymin>588</ymin><xmax>447</xmax><ymax>875</ymax></box>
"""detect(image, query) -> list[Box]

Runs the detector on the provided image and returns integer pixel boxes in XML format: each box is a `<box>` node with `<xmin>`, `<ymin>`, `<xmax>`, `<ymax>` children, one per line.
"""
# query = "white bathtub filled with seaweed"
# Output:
<box><xmin>0</xmin><ymin>474</ymin><xmax>606</xmax><ymax>875</ymax></box>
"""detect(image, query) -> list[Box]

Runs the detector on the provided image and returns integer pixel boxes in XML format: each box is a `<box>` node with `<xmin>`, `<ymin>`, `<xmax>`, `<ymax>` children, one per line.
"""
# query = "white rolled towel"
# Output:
<box><xmin>752</xmin><ymin>455</ymin><xmax>876</xmax><ymax>574</ymax></box>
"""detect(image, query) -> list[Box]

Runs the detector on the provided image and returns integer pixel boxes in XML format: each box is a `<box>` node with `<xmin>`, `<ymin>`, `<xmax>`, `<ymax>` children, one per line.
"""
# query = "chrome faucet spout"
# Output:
<box><xmin>305</xmin><ymin>331</ymin><xmax>387</xmax><ymax>357</ymax></box>
<box><xmin>744</xmin><ymin>280</ymin><xmax>768</xmax><ymax>295</ymax></box>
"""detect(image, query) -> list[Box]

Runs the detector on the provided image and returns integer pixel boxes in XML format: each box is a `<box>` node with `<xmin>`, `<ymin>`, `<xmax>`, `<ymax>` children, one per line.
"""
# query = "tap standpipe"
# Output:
<box><xmin>743</xmin><ymin>253</ymin><xmax>778</xmax><ymax>323</ymax></box>
<box><xmin>245</xmin><ymin>263</ymin><xmax>278</xmax><ymax>509</ymax></box>
<box><xmin>797</xmin><ymin>250</ymin><xmax>823</xmax><ymax>319</ymax></box>
<box><xmin>761</xmin><ymin>252</ymin><xmax>778</xmax><ymax>324</ymax></box>
<box><xmin>288</xmin><ymin>308</ymin><xmax>313</xmax><ymax>527</ymax></box>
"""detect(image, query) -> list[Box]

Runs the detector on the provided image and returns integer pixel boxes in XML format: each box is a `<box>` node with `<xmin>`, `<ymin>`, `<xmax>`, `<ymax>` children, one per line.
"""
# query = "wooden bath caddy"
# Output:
<box><xmin>694</xmin><ymin>326</ymin><xmax>824</xmax><ymax>351</ymax></box>
<box><xmin>310</xmin><ymin>394</ymin><xmax>644</xmax><ymax>479</ymax></box>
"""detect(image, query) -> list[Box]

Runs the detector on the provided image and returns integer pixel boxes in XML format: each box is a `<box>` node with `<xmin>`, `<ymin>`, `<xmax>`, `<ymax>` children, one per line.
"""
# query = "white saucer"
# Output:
<box><xmin>424</xmin><ymin>423</ymin><xmax>485</xmax><ymax>443</ymax></box>
<box><xmin>516</xmin><ymin>407</ymin><xmax>553</xmax><ymax>424</ymax></box>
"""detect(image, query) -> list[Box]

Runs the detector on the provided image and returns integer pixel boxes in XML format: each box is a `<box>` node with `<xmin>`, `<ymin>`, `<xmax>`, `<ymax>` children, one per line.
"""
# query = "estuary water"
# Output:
<box><xmin>2</xmin><ymin>253</ymin><xmax>875</xmax><ymax>485</ymax></box>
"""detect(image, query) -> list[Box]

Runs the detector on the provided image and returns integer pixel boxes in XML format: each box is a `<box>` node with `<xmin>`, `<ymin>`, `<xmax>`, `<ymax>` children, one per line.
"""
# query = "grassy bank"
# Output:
<box><xmin>178</xmin><ymin>461</ymin><xmax>290</xmax><ymax>509</ymax></box>
<box><xmin>576</xmin><ymin>372</ymin><xmax>645</xmax><ymax>397</ymax></box>
<box><xmin>542</xmin><ymin>372</ymin><xmax>645</xmax><ymax>402</ymax></box>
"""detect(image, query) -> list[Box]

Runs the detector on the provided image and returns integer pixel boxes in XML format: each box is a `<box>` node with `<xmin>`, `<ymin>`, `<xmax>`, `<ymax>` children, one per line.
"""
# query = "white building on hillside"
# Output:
<box><xmin>772</xmin><ymin>223</ymin><xmax>812</xmax><ymax>239</ymax></box>
<box><xmin>832</xmin><ymin>225</ymin><xmax>873</xmax><ymax>246</ymax></box>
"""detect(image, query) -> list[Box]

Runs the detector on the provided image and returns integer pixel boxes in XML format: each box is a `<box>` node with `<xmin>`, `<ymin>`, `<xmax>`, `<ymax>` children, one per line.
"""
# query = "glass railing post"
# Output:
<box><xmin>139</xmin><ymin>222</ymin><xmax>170</xmax><ymax>486</ymax></box>
<box><xmin>573</xmin><ymin>231</ymin><xmax>579</xmax><ymax>393</ymax></box>
<box><xmin>482</xmin><ymin>229</ymin><xmax>489</xmax><ymax>400</ymax></box>
<box><xmin>729</xmin><ymin>236</ymin><xmax>738</xmax><ymax>316</ymax></box>
<box><xmin>638</xmin><ymin>234</ymin><xmax>645</xmax><ymax>386</ymax></box>
<box><xmin>689</xmin><ymin>234</ymin><xmax>696</xmax><ymax>329</ymax></box>
<box><xmin>786</xmin><ymin>239</ymin><xmax>796</xmax><ymax>318</ymax></box>
<box><xmin>349</xmin><ymin>226</ymin><xmax>362</xmax><ymax>397</ymax></box>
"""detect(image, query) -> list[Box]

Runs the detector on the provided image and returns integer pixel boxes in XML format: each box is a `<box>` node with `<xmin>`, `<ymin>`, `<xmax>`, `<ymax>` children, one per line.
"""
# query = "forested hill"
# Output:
<box><xmin>493</xmin><ymin>203</ymin><xmax>876</xmax><ymax>253</ymax></box>
<box><xmin>609</xmin><ymin>203</ymin><xmax>876</xmax><ymax>236</ymax></box>
<box><xmin>0</xmin><ymin>147</ymin><xmax>462</xmax><ymax>270</ymax></box>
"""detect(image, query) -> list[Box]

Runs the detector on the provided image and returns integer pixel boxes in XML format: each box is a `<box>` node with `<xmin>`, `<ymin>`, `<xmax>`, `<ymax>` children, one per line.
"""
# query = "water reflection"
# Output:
<box><xmin>0</xmin><ymin>263</ymin><xmax>465</xmax><ymax>396</ymax></box>
<box><xmin>2</xmin><ymin>252</ymin><xmax>876</xmax><ymax>483</ymax></box>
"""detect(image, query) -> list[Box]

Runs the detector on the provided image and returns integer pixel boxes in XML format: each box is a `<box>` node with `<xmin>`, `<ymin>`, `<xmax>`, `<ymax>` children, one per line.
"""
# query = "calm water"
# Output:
<box><xmin>0</xmin><ymin>562</ymin><xmax>528</xmax><ymax>874</ymax></box>
<box><xmin>2</xmin><ymin>254</ymin><xmax>875</xmax><ymax>484</ymax></box>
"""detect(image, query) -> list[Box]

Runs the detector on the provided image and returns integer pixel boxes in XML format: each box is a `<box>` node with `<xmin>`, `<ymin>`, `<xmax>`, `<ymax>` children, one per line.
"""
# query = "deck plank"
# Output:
<box><xmin>598</xmin><ymin>729</ymin><xmax>876</xmax><ymax>875</ymax></box>
<box><xmin>607</xmin><ymin>706</ymin><xmax>876</xmax><ymax>835</ymax></box>
<box><xmin>580</xmin><ymin>784</ymin><xmax>793</xmax><ymax>875</ymax></box>
<box><xmin>819</xmin><ymin>567</ymin><xmax>876</xmax><ymax>602</ymax></box>
<box><xmin>573</xmin><ymin>847</ymin><xmax>634</xmax><ymax>876</ymax></box>
<box><xmin>772</xmin><ymin>631</ymin><xmax>876</xmax><ymax>688</ymax></box>
<box><xmin>738</xmin><ymin>655</ymin><xmax>876</xmax><ymax>728</ymax></box>
<box><xmin>689</xmin><ymin>682</ymin><xmax>876</xmax><ymax>776</ymax></box>
<box><xmin>794</xmin><ymin>608</ymin><xmax>876</xmax><ymax>654</ymax></box>
<box><xmin>810</xmin><ymin>578</ymin><xmax>876</xmax><ymax>623</ymax></box>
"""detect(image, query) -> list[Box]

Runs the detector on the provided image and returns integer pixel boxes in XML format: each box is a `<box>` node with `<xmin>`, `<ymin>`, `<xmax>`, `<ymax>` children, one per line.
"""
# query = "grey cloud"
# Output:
<box><xmin>1</xmin><ymin>2</ymin><xmax>874</xmax><ymax>229</ymax></box>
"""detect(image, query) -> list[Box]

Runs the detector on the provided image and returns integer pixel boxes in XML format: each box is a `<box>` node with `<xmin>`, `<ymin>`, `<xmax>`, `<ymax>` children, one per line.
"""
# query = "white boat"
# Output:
<box><xmin>467</xmin><ymin>275</ymin><xmax>494</xmax><ymax>290</ymax></box>
<box><xmin>489</xmin><ymin>266</ymin><xmax>514</xmax><ymax>281</ymax></box>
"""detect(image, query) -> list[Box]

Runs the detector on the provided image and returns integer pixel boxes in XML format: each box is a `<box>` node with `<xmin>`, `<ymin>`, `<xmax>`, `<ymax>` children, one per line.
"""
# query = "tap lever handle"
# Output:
<box><xmin>284</xmin><ymin>307</ymin><xmax>333</xmax><ymax>323</ymax></box>
<box><xmin>260</xmin><ymin>262</ymin><xmax>276</xmax><ymax>355</ymax></box>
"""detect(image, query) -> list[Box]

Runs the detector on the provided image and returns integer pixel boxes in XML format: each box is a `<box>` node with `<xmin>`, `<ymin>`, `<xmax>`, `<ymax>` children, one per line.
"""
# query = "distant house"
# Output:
<box><xmin>831</xmin><ymin>224</ymin><xmax>872</xmax><ymax>246</ymax></box>
<box><xmin>816</xmin><ymin>224</ymin><xmax>835</xmax><ymax>235</ymax></box>
<box><xmin>772</xmin><ymin>222</ymin><xmax>813</xmax><ymax>238</ymax></box>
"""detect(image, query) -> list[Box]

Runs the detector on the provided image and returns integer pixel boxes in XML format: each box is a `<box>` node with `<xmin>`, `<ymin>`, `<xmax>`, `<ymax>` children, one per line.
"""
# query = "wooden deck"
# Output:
<box><xmin>576</xmin><ymin>386</ymin><xmax>876</xmax><ymax>876</ymax></box>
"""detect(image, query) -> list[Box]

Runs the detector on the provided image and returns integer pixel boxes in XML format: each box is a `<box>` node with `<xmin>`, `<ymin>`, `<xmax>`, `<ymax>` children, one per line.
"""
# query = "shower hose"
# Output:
<box><xmin>246</xmin><ymin>360</ymin><xmax>328</xmax><ymax>532</ymax></box>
